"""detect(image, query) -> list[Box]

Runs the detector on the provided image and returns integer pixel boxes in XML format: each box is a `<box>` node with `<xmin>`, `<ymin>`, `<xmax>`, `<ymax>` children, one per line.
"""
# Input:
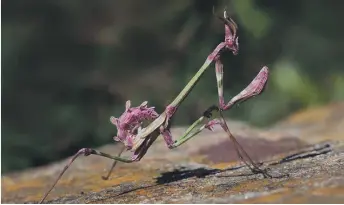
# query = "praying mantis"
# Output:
<box><xmin>40</xmin><ymin>9</ymin><xmax>282</xmax><ymax>204</ymax></box>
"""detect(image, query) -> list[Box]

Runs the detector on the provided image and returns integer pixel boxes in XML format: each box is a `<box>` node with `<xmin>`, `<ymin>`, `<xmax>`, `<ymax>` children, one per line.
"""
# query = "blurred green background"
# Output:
<box><xmin>2</xmin><ymin>0</ymin><xmax>344</xmax><ymax>174</ymax></box>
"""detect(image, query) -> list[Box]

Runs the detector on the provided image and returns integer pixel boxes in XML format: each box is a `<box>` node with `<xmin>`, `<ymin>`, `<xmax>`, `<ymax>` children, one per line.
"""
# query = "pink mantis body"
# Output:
<box><xmin>39</xmin><ymin>9</ymin><xmax>276</xmax><ymax>203</ymax></box>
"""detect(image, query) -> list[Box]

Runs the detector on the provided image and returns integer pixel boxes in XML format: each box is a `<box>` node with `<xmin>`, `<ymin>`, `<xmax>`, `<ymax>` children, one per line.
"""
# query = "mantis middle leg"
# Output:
<box><xmin>102</xmin><ymin>144</ymin><xmax>126</xmax><ymax>180</ymax></box>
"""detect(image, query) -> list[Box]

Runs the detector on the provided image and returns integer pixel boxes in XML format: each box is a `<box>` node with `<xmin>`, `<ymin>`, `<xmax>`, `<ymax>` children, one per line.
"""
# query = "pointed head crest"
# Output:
<box><xmin>214</xmin><ymin>7</ymin><xmax>239</xmax><ymax>55</ymax></box>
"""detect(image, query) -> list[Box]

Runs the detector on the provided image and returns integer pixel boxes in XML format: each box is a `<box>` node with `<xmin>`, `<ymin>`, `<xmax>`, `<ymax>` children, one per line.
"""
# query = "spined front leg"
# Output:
<box><xmin>214</xmin><ymin>56</ymin><xmax>269</xmax><ymax>111</ymax></box>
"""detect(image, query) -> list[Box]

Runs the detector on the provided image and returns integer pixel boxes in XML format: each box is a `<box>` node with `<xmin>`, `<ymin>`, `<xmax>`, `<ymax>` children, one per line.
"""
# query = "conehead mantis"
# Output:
<box><xmin>40</xmin><ymin>8</ymin><xmax>284</xmax><ymax>203</ymax></box>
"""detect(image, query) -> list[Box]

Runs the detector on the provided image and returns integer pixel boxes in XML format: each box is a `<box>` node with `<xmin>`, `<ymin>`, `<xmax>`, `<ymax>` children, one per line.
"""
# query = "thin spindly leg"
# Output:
<box><xmin>39</xmin><ymin>148</ymin><xmax>133</xmax><ymax>204</ymax></box>
<box><xmin>161</xmin><ymin>116</ymin><xmax>206</xmax><ymax>148</ymax></box>
<box><xmin>160</xmin><ymin>109</ymin><xmax>265</xmax><ymax>173</ymax></box>
<box><xmin>216</xmin><ymin>110</ymin><xmax>272</xmax><ymax>178</ymax></box>
<box><xmin>217</xmin><ymin>110</ymin><xmax>289</xmax><ymax>179</ymax></box>
<box><xmin>168</xmin><ymin>107</ymin><xmax>281</xmax><ymax>178</ymax></box>
<box><xmin>161</xmin><ymin>106</ymin><xmax>220</xmax><ymax>148</ymax></box>
<box><xmin>163</xmin><ymin>116</ymin><xmax>275</xmax><ymax>178</ymax></box>
<box><xmin>102</xmin><ymin>144</ymin><xmax>126</xmax><ymax>180</ymax></box>
<box><xmin>161</xmin><ymin>105</ymin><xmax>286</xmax><ymax>179</ymax></box>
<box><xmin>214</xmin><ymin>56</ymin><xmax>269</xmax><ymax>111</ymax></box>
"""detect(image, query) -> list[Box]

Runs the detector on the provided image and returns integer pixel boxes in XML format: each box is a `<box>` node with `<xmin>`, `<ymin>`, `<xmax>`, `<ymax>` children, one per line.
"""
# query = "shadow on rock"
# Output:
<box><xmin>155</xmin><ymin>167</ymin><xmax>220</xmax><ymax>184</ymax></box>
<box><xmin>156</xmin><ymin>142</ymin><xmax>333</xmax><ymax>184</ymax></box>
<box><xmin>155</xmin><ymin>165</ymin><xmax>249</xmax><ymax>184</ymax></box>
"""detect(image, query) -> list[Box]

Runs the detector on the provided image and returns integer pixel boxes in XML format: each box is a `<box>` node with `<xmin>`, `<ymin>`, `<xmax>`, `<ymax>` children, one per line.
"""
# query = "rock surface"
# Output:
<box><xmin>2</xmin><ymin>102</ymin><xmax>344</xmax><ymax>203</ymax></box>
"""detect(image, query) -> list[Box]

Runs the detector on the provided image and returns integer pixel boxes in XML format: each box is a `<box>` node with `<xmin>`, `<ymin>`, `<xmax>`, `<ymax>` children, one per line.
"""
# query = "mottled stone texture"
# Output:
<box><xmin>2</xmin><ymin>102</ymin><xmax>344</xmax><ymax>203</ymax></box>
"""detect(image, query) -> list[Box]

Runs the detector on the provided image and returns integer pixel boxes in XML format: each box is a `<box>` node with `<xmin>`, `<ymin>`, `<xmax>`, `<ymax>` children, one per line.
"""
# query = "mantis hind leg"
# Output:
<box><xmin>39</xmin><ymin>148</ymin><xmax>133</xmax><ymax>204</ymax></box>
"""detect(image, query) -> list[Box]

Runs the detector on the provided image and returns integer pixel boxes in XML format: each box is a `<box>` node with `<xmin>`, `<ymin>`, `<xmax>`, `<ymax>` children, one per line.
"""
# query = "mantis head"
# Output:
<box><xmin>223</xmin><ymin>10</ymin><xmax>239</xmax><ymax>55</ymax></box>
<box><xmin>214</xmin><ymin>8</ymin><xmax>239</xmax><ymax>55</ymax></box>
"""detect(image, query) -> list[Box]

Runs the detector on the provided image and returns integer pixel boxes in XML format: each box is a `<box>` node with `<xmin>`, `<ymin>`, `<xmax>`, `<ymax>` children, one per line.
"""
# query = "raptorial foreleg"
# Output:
<box><xmin>214</xmin><ymin>56</ymin><xmax>269</xmax><ymax>111</ymax></box>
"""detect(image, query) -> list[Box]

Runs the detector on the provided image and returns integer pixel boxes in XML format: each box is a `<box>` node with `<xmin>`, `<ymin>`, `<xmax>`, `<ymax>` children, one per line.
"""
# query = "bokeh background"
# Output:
<box><xmin>2</xmin><ymin>0</ymin><xmax>344</xmax><ymax>174</ymax></box>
